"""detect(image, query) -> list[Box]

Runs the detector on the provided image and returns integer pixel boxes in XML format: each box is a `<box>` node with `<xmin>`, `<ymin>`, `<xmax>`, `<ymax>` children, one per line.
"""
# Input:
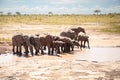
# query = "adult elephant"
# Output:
<box><xmin>39</xmin><ymin>34</ymin><xmax>54</xmax><ymax>55</ymax></box>
<box><xmin>29</xmin><ymin>35</ymin><xmax>43</xmax><ymax>56</ymax></box>
<box><xmin>12</xmin><ymin>34</ymin><xmax>32</xmax><ymax>57</ymax></box>
<box><xmin>60</xmin><ymin>30</ymin><xmax>77</xmax><ymax>40</ymax></box>
<box><xmin>78</xmin><ymin>33</ymin><xmax>90</xmax><ymax>49</ymax></box>
<box><xmin>70</xmin><ymin>27</ymin><xmax>86</xmax><ymax>36</ymax></box>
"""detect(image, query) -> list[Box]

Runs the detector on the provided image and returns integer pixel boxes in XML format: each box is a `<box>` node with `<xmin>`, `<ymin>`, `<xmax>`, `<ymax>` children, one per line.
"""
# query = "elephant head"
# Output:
<box><xmin>71</xmin><ymin>27</ymin><xmax>86</xmax><ymax>36</ymax></box>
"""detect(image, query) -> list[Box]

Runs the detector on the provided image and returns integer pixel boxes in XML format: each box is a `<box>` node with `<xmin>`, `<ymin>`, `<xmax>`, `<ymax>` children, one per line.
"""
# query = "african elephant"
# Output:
<box><xmin>57</xmin><ymin>36</ymin><xmax>74</xmax><ymax>53</ymax></box>
<box><xmin>78</xmin><ymin>33</ymin><xmax>90</xmax><ymax>49</ymax></box>
<box><xmin>70</xmin><ymin>27</ymin><xmax>86</xmax><ymax>36</ymax></box>
<box><xmin>60</xmin><ymin>30</ymin><xmax>77</xmax><ymax>40</ymax></box>
<box><xmin>12</xmin><ymin>34</ymin><xmax>32</xmax><ymax>57</ymax></box>
<box><xmin>39</xmin><ymin>34</ymin><xmax>54</xmax><ymax>55</ymax></box>
<box><xmin>29</xmin><ymin>35</ymin><xmax>43</xmax><ymax>56</ymax></box>
<box><xmin>52</xmin><ymin>41</ymin><xmax>65</xmax><ymax>55</ymax></box>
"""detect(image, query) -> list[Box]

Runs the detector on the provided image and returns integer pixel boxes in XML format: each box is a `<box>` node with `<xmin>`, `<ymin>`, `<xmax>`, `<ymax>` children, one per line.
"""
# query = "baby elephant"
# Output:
<box><xmin>52</xmin><ymin>41</ymin><xmax>65</xmax><ymax>55</ymax></box>
<box><xmin>78</xmin><ymin>33</ymin><xmax>90</xmax><ymax>49</ymax></box>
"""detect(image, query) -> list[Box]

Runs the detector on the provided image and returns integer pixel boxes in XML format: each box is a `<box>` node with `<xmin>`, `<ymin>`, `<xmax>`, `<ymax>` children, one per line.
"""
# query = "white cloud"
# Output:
<box><xmin>50</xmin><ymin>0</ymin><xmax>79</xmax><ymax>4</ymax></box>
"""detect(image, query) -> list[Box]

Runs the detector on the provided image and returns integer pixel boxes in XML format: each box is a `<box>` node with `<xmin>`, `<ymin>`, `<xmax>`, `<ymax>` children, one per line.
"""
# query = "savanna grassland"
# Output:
<box><xmin>0</xmin><ymin>14</ymin><xmax>120</xmax><ymax>42</ymax></box>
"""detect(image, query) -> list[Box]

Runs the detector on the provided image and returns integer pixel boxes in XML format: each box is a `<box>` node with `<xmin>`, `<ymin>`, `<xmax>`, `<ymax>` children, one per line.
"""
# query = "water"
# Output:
<box><xmin>0</xmin><ymin>47</ymin><xmax>120</xmax><ymax>64</ymax></box>
<box><xmin>75</xmin><ymin>47</ymin><xmax>120</xmax><ymax>62</ymax></box>
<box><xmin>0</xmin><ymin>53</ymin><xmax>16</xmax><ymax>64</ymax></box>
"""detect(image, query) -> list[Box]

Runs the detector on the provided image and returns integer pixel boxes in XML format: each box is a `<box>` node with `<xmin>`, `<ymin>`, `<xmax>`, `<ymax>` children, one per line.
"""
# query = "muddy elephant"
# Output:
<box><xmin>12</xmin><ymin>34</ymin><xmax>32</xmax><ymax>57</ymax></box>
<box><xmin>78</xmin><ymin>33</ymin><xmax>90</xmax><ymax>49</ymax></box>
<box><xmin>60</xmin><ymin>30</ymin><xmax>77</xmax><ymax>40</ymax></box>
<box><xmin>39</xmin><ymin>34</ymin><xmax>54</xmax><ymax>55</ymax></box>
<box><xmin>57</xmin><ymin>36</ymin><xmax>74</xmax><ymax>53</ymax></box>
<box><xmin>52</xmin><ymin>41</ymin><xmax>65</xmax><ymax>55</ymax></box>
<box><xmin>70</xmin><ymin>27</ymin><xmax>86</xmax><ymax>36</ymax></box>
<box><xmin>29</xmin><ymin>35</ymin><xmax>43</xmax><ymax>56</ymax></box>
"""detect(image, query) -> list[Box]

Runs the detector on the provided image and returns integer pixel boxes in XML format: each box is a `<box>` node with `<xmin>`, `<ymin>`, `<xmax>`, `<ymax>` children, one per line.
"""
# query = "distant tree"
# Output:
<box><xmin>48</xmin><ymin>12</ymin><xmax>53</xmax><ymax>15</ymax></box>
<box><xmin>7</xmin><ymin>12</ymin><xmax>12</xmax><ymax>15</ymax></box>
<box><xmin>16</xmin><ymin>12</ymin><xmax>21</xmax><ymax>15</ymax></box>
<box><xmin>94</xmin><ymin>9</ymin><xmax>101</xmax><ymax>15</ymax></box>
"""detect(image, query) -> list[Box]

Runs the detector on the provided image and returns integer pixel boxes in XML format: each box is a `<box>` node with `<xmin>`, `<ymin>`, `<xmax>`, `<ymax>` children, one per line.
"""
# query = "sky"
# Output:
<box><xmin>0</xmin><ymin>0</ymin><xmax>120</xmax><ymax>14</ymax></box>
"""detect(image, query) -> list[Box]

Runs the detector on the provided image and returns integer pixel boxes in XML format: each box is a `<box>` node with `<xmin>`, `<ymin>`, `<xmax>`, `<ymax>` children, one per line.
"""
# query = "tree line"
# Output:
<box><xmin>0</xmin><ymin>9</ymin><xmax>120</xmax><ymax>16</ymax></box>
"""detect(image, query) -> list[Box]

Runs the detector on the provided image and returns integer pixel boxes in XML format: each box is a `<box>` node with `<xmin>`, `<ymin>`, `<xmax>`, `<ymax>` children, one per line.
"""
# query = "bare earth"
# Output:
<box><xmin>0</xmin><ymin>24</ymin><xmax>120</xmax><ymax>80</ymax></box>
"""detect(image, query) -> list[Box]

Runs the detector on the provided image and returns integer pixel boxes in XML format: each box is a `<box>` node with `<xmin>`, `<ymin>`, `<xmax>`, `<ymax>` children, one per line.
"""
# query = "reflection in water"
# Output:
<box><xmin>75</xmin><ymin>47</ymin><xmax>120</xmax><ymax>62</ymax></box>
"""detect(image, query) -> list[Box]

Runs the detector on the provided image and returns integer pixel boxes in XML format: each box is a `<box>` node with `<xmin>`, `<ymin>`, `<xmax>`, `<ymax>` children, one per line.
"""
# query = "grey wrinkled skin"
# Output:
<box><xmin>39</xmin><ymin>34</ymin><xmax>54</xmax><ymax>55</ymax></box>
<box><xmin>12</xmin><ymin>34</ymin><xmax>31</xmax><ymax>57</ymax></box>
<box><xmin>52</xmin><ymin>41</ymin><xmax>65</xmax><ymax>54</ymax></box>
<box><xmin>60</xmin><ymin>30</ymin><xmax>77</xmax><ymax>40</ymax></box>
<box><xmin>56</xmin><ymin>36</ymin><xmax>74</xmax><ymax>53</ymax></box>
<box><xmin>29</xmin><ymin>35</ymin><xmax>43</xmax><ymax>56</ymax></box>
<box><xmin>78</xmin><ymin>34</ymin><xmax>90</xmax><ymax>49</ymax></box>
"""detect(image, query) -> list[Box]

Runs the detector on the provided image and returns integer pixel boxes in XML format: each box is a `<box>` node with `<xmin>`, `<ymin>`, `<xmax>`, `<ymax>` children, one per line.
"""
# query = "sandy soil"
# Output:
<box><xmin>0</xmin><ymin>24</ymin><xmax>120</xmax><ymax>80</ymax></box>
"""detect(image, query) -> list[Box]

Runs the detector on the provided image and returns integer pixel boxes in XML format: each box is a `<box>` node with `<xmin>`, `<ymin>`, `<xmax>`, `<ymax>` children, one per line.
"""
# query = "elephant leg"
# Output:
<box><xmin>68</xmin><ymin>44</ymin><xmax>71</xmax><ymax>52</ymax></box>
<box><xmin>29</xmin><ymin>46</ymin><xmax>34</xmax><ymax>56</ymax></box>
<box><xmin>51</xmin><ymin>47</ymin><xmax>55</xmax><ymax>55</ymax></box>
<box><xmin>61</xmin><ymin>46</ymin><xmax>64</xmax><ymax>53</ymax></box>
<box><xmin>20</xmin><ymin>46</ymin><xmax>22</xmax><ymax>56</ymax></box>
<box><xmin>57</xmin><ymin>47</ymin><xmax>60</xmax><ymax>54</ymax></box>
<box><xmin>64</xmin><ymin>44</ymin><xmax>67</xmax><ymax>52</ymax></box>
<box><xmin>51</xmin><ymin>47</ymin><xmax>54</xmax><ymax>55</ymax></box>
<box><xmin>83</xmin><ymin>41</ymin><xmax>86</xmax><ymax>48</ymax></box>
<box><xmin>41</xmin><ymin>49</ymin><xmax>44</xmax><ymax>55</ymax></box>
<box><xmin>34</xmin><ymin>46</ymin><xmax>38</xmax><ymax>55</ymax></box>
<box><xmin>36</xmin><ymin>47</ymin><xmax>40</xmax><ymax>56</ymax></box>
<box><xmin>18</xmin><ymin>45</ymin><xmax>22</xmax><ymax>56</ymax></box>
<box><xmin>80</xmin><ymin>41</ymin><xmax>82</xmax><ymax>50</ymax></box>
<box><xmin>87</xmin><ymin>40</ymin><xmax>90</xmax><ymax>49</ymax></box>
<box><xmin>16</xmin><ymin>46</ymin><xmax>19</xmax><ymax>55</ymax></box>
<box><xmin>47</xmin><ymin>45</ymin><xmax>51</xmax><ymax>55</ymax></box>
<box><xmin>48</xmin><ymin>48</ymin><xmax>50</xmax><ymax>55</ymax></box>
<box><xmin>70</xmin><ymin>43</ymin><xmax>74</xmax><ymax>51</ymax></box>
<box><xmin>24</xmin><ymin>46</ymin><xmax>29</xmax><ymax>57</ymax></box>
<box><xmin>12</xmin><ymin>45</ymin><xmax>16</xmax><ymax>55</ymax></box>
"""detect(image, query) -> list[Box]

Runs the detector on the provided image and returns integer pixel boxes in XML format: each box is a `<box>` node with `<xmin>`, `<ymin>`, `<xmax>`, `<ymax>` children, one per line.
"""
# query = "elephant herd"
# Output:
<box><xmin>12</xmin><ymin>27</ymin><xmax>90</xmax><ymax>57</ymax></box>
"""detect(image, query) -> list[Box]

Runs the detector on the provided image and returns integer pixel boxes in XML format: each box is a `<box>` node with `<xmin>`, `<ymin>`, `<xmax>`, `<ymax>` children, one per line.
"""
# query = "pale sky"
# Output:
<box><xmin>0</xmin><ymin>0</ymin><xmax>120</xmax><ymax>14</ymax></box>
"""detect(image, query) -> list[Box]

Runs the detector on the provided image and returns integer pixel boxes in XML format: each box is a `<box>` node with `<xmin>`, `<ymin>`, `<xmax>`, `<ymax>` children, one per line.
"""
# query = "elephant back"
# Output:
<box><xmin>12</xmin><ymin>34</ymin><xmax>24</xmax><ymax>46</ymax></box>
<box><xmin>40</xmin><ymin>34</ymin><xmax>53</xmax><ymax>45</ymax></box>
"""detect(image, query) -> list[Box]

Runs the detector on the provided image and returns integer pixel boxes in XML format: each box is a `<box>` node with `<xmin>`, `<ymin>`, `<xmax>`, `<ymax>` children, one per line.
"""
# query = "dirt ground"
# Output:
<box><xmin>0</xmin><ymin>24</ymin><xmax>120</xmax><ymax>80</ymax></box>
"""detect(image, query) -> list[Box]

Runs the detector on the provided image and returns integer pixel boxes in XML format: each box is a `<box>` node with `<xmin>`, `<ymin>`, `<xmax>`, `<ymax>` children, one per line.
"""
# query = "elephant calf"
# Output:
<box><xmin>57</xmin><ymin>36</ymin><xmax>74</xmax><ymax>53</ymax></box>
<box><xmin>52</xmin><ymin>41</ymin><xmax>65</xmax><ymax>55</ymax></box>
<box><xmin>78</xmin><ymin>33</ymin><xmax>90</xmax><ymax>49</ymax></box>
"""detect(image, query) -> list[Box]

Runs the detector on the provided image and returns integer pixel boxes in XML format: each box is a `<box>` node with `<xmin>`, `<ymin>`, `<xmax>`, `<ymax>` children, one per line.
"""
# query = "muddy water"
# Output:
<box><xmin>0</xmin><ymin>47</ymin><xmax>120</xmax><ymax>64</ymax></box>
<box><xmin>75</xmin><ymin>47</ymin><xmax>120</xmax><ymax>62</ymax></box>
